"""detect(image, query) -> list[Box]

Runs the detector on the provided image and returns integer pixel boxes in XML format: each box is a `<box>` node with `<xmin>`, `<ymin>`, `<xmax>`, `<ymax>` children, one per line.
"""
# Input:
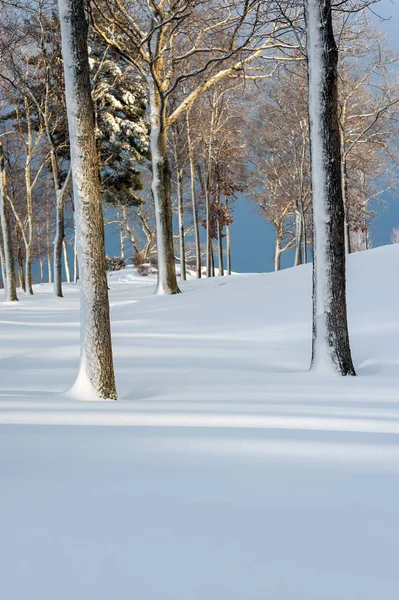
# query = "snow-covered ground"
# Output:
<box><xmin>1</xmin><ymin>245</ymin><xmax>399</xmax><ymax>599</ymax></box>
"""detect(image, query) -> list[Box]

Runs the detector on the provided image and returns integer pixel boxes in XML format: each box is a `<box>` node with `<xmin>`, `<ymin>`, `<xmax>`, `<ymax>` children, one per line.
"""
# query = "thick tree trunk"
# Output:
<box><xmin>0</xmin><ymin>142</ymin><xmax>18</xmax><ymax>301</ymax></box>
<box><xmin>58</xmin><ymin>0</ymin><xmax>117</xmax><ymax>399</ymax></box>
<box><xmin>306</xmin><ymin>0</ymin><xmax>356</xmax><ymax>375</ymax></box>
<box><xmin>148</xmin><ymin>81</ymin><xmax>180</xmax><ymax>295</ymax></box>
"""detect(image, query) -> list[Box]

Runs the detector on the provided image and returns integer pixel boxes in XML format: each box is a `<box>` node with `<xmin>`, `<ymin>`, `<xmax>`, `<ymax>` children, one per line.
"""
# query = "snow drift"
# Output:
<box><xmin>0</xmin><ymin>245</ymin><xmax>398</xmax><ymax>599</ymax></box>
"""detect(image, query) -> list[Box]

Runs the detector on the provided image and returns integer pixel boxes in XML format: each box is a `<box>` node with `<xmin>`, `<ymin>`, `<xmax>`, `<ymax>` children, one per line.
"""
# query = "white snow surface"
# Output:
<box><xmin>1</xmin><ymin>245</ymin><xmax>399</xmax><ymax>599</ymax></box>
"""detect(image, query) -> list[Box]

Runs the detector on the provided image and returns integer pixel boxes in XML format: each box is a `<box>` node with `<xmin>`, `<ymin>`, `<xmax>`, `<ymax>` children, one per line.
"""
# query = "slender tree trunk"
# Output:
<box><xmin>0</xmin><ymin>142</ymin><xmax>18</xmax><ymax>301</ymax></box>
<box><xmin>205</xmin><ymin>188</ymin><xmax>212</xmax><ymax>277</ymax></box>
<box><xmin>175</xmin><ymin>147</ymin><xmax>186</xmax><ymax>281</ymax></box>
<box><xmin>63</xmin><ymin>238</ymin><xmax>71</xmax><ymax>283</ymax></box>
<box><xmin>306</xmin><ymin>0</ymin><xmax>356</xmax><ymax>375</ymax></box>
<box><xmin>226</xmin><ymin>222</ymin><xmax>232</xmax><ymax>275</ymax></box>
<box><xmin>39</xmin><ymin>258</ymin><xmax>44</xmax><ymax>284</ymax></box>
<box><xmin>274</xmin><ymin>228</ymin><xmax>282</xmax><ymax>272</ymax></box>
<box><xmin>46</xmin><ymin>213</ymin><xmax>52</xmax><ymax>283</ymax></box>
<box><xmin>294</xmin><ymin>209</ymin><xmax>303</xmax><ymax>267</ymax></box>
<box><xmin>47</xmin><ymin>251</ymin><xmax>52</xmax><ymax>283</ymax></box>
<box><xmin>54</xmin><ymin>193</ymin><xmax>65</xmax><ymax>296</ymax></box>
<box><xmin>18</xmin><ymin>256</ymin><xmax>25</xmax><ymax>292</ymax></box>
<box><xmin>25</xmin><ymin>178</ymin><xmax>34</xmax><ymax>295</ymax></box>
<box><xmin>0</xmin><ymin>232</ymin><xmax>6</xmax><ymax>292</ymax></box>
<box><xmin>148</xmin><ymin>80</ymin><xmax>180</xmax><ymax>295</ymax></box>
<box><xmin>119</xmin><ymin>224</ymin><xmax>125</xmax><ymax>260</ymax></box>
<box><xmin>58</xmin><ymin>0</ymin><xmax>117</xmax><ymax>399</ymax></box>
<box><xmin>73</xmin><ymin>233</ymin><xmax>79</xmax><ymax>283</ymax></box>
<box><xmin>217</xmin><ymin>212</ymin><xmax>224</xmax><ymax>276</ymax></box>
<box><xmin>186</xmin><ymin>110</ymin><xmax>201</xmax><ymax>278</ymax></box>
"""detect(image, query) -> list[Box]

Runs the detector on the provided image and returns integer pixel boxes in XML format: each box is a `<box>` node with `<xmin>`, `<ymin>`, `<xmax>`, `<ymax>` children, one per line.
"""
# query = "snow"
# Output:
<box><xmin>1</xmin><ymin>245</ymin><xmax>399</xmax><ymax>598</ymax></box>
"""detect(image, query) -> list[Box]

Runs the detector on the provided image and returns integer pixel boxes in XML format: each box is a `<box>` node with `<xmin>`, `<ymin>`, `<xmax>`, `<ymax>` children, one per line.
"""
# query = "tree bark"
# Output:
<box><xmin>0</xmin><ymin>142</ymin><xmax>18</xmax><ymax>301</ymax></box>
<box><xmin>306</xmin><ymin>0</ymin><xmax>356</xmax><ymax>375</ymax></box>
<box><xmin>186</xmin><ymin>110</ymin><xmax>201</xmax><ymax>278</ymax></box>
<box><xmin>148</xmin><ymin>80</ymin><xmax>180</xmax><ymax>295</ymax></box>
<box><xmin>0</xmin><ymin>231</ymin><xmax>6</xmax><ymax>292</ymax></box>
<box><xmin>63</xmin><ymin>238</ymin><xmax>71</xmax><ymax>283</ymax></box>
<box><xmin>294</xmin><ymin>209</ymin><xmax>303</xmax><ymax>267</ymax></box>
<box><xmin>54</xmin><ymin>192</ymin><xmax>65</xmax><ymax>296</ymax></box>
<box><xmin>73</xmin><ymin>233</ymin><xmax>79</xmax><ymax>283</ymax></box>
<box><xmin>173</xmin><ymin>130</ymin><xmax>186</xmax><ymax>282</ymax></box>
<box><xmin>24</xmin><ymin>172</ymin><xmax>34</xmax><ymax>295</ymax></box>
<box><xmin>216</xmin><ymin>210</ymin><xmax>224</xmax><ymax>276</ymax></box>
<box><xmin>177</xmin><ymin>164</ymin><xmax>186</xmax><ymax>281</ymax></box>
<box><xmin>226</xmin><ymin>222</ymin><xmax>232</xmax><ymax>275</ymax></box>
<box><xmin>58</xmin><ymin>0</ymin><xmax>117</xmax><ymax>399</ymax></box>
<box><xmin>274</xmin><ymin>228</ymin><xmax>282</xmax><ymax>272</ymax></box>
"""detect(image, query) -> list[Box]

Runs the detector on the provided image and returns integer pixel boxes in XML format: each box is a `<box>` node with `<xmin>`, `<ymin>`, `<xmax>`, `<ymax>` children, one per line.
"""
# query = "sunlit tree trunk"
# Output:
<box><xmin>58</xmin><ymin>0</ymin><xmax>117</xmax><ymax>399</ymax></box>
<box><xmin>148</xmin><ymin>80</ymin><xmax>180</xmax><ymax>295</ymax></box>
<box><xmin>0</xmin><ymin>142</ymin><xmax>18</xmax><ymax>301</ymax></box>
<box><xmin>186</xmin><ymin>110</ymin><xmax>201</xmax><ymax>278</ymax></box>
<box><xmin>306</xmin><ymin>0</ymin><xmax>356</xmax><ymax>375</ymax></box>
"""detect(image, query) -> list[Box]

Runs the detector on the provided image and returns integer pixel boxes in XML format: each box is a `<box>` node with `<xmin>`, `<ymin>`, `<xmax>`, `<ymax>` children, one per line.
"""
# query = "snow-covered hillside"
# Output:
<box><xmin>1</xmin><ymin>245</ymin><xmax>399</xmax><ymax>599</ymax></box>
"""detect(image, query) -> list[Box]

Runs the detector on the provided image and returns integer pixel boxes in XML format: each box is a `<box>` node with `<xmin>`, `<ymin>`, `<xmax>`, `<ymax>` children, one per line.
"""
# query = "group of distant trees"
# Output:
<box><xmin>0</xmin><ymin>0</ymin><xmax>398</xmax><ymax>398</ymax></box>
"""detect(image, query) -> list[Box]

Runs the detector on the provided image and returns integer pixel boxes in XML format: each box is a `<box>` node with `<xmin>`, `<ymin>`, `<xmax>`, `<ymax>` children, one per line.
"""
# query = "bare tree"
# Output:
<box><xmin>90</xmin><ymin>0</ymin><xmax>296</xmax><ymax>293</ymax></box>
<box><xmin>58</xmin><ymin>0</ymin><xmax>117</xmax><ymax>399</ymax></box>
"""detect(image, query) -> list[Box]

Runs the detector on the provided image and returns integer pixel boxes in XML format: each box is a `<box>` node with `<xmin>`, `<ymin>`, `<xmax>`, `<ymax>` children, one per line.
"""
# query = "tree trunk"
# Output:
<box><xmin>274</xmin><ymin>228</ymin><xmax>282</xmax><ymax>272</ymax></box>
<box><xmin>63</xmin><ymin>238</ymin><xmax>71</xmax><ymax>283</ymax></box>
<box><xmin>186</xmin><ymin>110</ymin><xmax>201</xmax><ymax>278</ymax></box>
<box><xmin>119</xmin><ymin>224</ymin><xmax>125</xmax><ymax>260</ymax></box>
<box><xmin>148</xmin><ymin>80</ymin><xmax>180</xmax><ymax>295</ymax></box>
<box><xmin>73</xmin><ymin>234</ymin><xmax>79</xmax><ymax>283</ymax></box>
<box><xmin>294</xmin><ymin>209</ymin><xmax>303</xmax><ymax>267</ymax></box>
<box><xmin>54</xmin><ymin>193</ymin><xmax>65</xmax><ymax>297</ymax></box>
<box><xmin>177</xmin><ymin>167</ymin><xmax>186</xmax><ymax>281</ymax></box>
<box><xmin>39</xmin><ymin>258</ymin><xmax>44</xmax><ymax>284</ymax></box>
<box><xmin>58</xmin><ymin>0</ymin><xmax>117</xmax><ymax>399</ymax></box>
<box><xmin>226</xmin><ymin>222</ymin><xmax>232</xmax><ymax>275</ymax></box>
<box><xmin>25</xmin><ymin>180</ymin><xmax>34</xmax><ymax>295</ymax></box>
<box><xmin>217</xmin><ymin>211</ymin><xmax>224</xmax><ymax>276</ymax></box>
<box><xmin>18</xmin><ymin>256</ymin><xmax>25</xmax><ymax>292</ymax></box>
<box><xmin>306</xmin><ymin>0</ymin><xmax>356</xmax><ymax>375</ymax></box>
<box><xmin>0</xmin><ymin>232</ymin><xmax>6</xmax><ymax>292</ymax></box>
<box><xmin>0</xmin><ymin>142</ymin><xmax>18</xmax><ymax>301</ymax></box>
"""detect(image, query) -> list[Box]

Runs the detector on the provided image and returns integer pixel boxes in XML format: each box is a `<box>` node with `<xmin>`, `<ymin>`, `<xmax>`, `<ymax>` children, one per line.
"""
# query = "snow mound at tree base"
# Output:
<box><xmin>1</xmin><ymin>245</ymin><xmax>398</xmax><ymax>599</ymax></box>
